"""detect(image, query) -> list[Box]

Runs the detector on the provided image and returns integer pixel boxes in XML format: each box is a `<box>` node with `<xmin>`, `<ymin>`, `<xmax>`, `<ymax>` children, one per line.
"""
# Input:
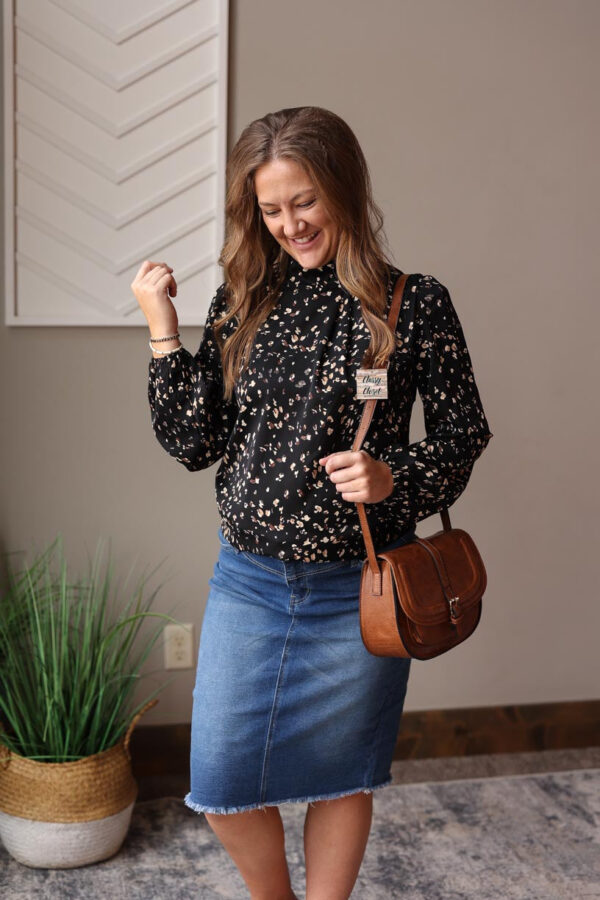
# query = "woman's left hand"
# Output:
<box><xmin>318</xmin><ymin>450</ymin><xmax>394</xmax><ymax>503</ymax></box>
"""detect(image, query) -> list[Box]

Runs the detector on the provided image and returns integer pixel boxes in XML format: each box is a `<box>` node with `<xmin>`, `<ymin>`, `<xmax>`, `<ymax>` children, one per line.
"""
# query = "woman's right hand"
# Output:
<box><xmin>130</xmin><ymin>259</ymin><xmax>179</xmax><ymax>331</ymax></box>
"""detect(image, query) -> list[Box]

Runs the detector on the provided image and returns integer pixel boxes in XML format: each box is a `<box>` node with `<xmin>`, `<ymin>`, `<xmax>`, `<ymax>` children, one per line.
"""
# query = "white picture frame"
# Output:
<box><xmin>3</xmin><ymin>0</ymin><xmax>229</xmax><ymax>326</ymax></box>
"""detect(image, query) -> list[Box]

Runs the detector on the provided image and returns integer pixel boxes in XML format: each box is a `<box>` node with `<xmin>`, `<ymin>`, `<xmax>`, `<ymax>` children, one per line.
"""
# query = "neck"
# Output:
<box><xmin>285</xmin><ymin>252</ymin><xmax>337</xmax><ymax>275</ymax></box>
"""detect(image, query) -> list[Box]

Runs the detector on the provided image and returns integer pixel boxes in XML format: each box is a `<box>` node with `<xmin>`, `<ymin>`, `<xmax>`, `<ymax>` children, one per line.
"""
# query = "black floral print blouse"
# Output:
<box><xmin>147</xmin><ymin>254</ymin><xmax>493</xmax><ymax>561</ymax></box>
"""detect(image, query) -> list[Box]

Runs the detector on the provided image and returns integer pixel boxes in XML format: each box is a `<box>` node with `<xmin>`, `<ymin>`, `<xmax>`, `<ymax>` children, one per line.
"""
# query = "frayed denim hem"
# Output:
<box><xmin>183</xmin><ymin>776</ymin><xmax>393</xmax><ymax>815</ymax></box>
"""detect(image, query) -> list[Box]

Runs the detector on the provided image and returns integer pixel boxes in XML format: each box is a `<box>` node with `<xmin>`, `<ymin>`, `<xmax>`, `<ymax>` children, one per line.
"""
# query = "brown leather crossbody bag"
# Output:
<box><xmin>352</xmin><ymin>273</ymin><xmax>488</xmax><ymax>660</ymax></box>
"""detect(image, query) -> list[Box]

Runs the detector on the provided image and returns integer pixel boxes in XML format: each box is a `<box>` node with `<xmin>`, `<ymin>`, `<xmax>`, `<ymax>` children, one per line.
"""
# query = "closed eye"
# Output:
<box><xmin>263</xmin><ymin>199</ymin><xmax>316</xmax><ymax>217</ymax></box>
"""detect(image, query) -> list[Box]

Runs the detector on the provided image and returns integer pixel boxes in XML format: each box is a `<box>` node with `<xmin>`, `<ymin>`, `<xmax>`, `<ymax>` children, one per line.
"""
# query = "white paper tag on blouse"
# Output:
<box><xmin>355</xmin><ymin>368</ymin><xmax>388</xmax><ymax>400</ymax></box>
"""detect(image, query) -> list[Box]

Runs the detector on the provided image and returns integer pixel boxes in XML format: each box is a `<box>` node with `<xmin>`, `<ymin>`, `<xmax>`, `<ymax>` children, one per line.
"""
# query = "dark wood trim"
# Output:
<box><xmin>394</xmin><ymin>699</ymin><xmax>600</xmax><ymax>759</ymax></box>
<box><xmin>129</xmin><ymin>699</ymin><xmax>600</xmax><ymax>778</ymax></box>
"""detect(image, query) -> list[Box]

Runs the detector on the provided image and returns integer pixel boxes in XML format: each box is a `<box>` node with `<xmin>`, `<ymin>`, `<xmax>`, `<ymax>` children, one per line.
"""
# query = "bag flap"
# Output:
<box><xmin>378</xmin><ymin>529</ymin><xmax>487</xmax><ymax>626</ymax></box>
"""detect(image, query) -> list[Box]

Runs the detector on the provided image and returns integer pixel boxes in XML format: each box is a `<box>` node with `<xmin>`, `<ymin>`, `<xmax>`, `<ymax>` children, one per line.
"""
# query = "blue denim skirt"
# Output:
<box><xmin>183</xmin><ymin>525</ymin><xmax>415</xmax><ymax>815</ymax></box>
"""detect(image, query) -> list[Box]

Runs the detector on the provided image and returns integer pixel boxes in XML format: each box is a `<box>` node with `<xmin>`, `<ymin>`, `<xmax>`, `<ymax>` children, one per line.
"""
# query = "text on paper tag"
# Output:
<box><xmin>355</xmin><ymin>368</ymin><xmax>388</xmax><ymax>400</ymax></box>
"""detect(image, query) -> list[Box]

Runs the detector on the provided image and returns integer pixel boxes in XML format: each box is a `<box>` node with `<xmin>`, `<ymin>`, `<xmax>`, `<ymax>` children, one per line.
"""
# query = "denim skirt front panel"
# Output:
<box><xmin>183</xmin><ymin>527</ymin><xmax>415</xmax><ymax>815</ymax></box>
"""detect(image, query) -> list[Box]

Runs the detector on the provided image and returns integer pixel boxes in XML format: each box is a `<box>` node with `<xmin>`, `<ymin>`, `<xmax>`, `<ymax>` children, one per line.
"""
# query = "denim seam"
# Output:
<box><xmin>291</xmin><ymin>580</ymin><xmax>310</xmax><ymax>612</ymax></box>
<box><xmin>239</xmin><ymin>552</ymin><xmax>281</xmax><ymax>575</ymax></box>
<box><xmin>221</xmin><ymin>533</ymin><xmax>368</xmax><ymax>575</ymax></box>
<box><xmin>285</xmin><ymin>562</ymin><xmax>345</xmax><ymax>579</ymax></box>
<box><xmin>182</xmin><ymin>777</ymin><xmax>394</xmax><ymax>815</ymax></box>
<box><xmin>238</xmin><ymin>552</ymin><xmax>347</xmax><ymax>579</ymax></box>
<box><xmin>363</xmin><ymin>663</ymin><xmax>408</xmax><ymax>787</ymax></box>
<box><xmin>258</xmin><ymin>613</ymin><xmax>297</xmax><ymax>803</ymax></box>
<box><xmin>291</xmin><ymin>561</ymin><xmax>348</xmax><ymax>579</ymax></box>
<box><xmin>218</xmin><ymin>542</ymin><xmax>240</xmax><ymax>555</ymax></box>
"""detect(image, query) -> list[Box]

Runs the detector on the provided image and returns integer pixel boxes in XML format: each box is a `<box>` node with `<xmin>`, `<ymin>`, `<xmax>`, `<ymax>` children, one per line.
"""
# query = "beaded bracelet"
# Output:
<box><xmin>149</xmin><ymin>330</ymin><xmax>183</xmax><ymax>356</ymax></box>
<box><xmin>150</xmin><ymin>332</ymin><xmax>180</xmax><ymax>342</ymax></box>
<box><xmin>148</xmin><ymin>340</ymin><xmax>184</xmax><ymax>356</ymax></box>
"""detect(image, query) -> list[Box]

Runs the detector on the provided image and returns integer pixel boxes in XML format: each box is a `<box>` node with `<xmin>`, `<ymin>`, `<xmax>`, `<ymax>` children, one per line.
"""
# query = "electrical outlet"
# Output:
<box><xmin>164</xmin><ymin>623</ymin><xmax>194</xmax><ymax>670</ymax></box>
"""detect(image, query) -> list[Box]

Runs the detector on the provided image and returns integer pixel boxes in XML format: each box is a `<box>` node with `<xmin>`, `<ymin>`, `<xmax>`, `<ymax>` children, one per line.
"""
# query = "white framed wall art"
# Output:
<box><xmin>3</xmin><ymin>0</ymin><xmax>229</xmax><ymax>326</ymax></box>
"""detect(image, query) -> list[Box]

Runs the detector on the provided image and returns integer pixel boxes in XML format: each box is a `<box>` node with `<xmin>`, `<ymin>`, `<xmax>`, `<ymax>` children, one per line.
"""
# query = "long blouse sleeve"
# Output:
<box><xmin>147</xmin><ymin>283</ymin><xmax>238</xmax><ymax>472</ymax></box>
<box><xmin>378</xmin><ymin>275</ymin><xmax>493</xmax><ymax>527</ymax></box>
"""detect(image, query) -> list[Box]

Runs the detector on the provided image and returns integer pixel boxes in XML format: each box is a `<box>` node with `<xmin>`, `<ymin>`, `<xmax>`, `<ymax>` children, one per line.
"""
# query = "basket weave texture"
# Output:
<box><xmin>0</xmin><ymin>698</ymin><xmax>156</xmax><ymax>823</ymax></box>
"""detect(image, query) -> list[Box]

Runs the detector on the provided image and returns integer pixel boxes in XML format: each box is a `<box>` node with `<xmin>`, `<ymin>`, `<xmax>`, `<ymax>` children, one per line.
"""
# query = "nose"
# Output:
<box><xmin>282</xmin><ymin>211</ymin><xmax>307</xmax><ymax>240</ymax></box>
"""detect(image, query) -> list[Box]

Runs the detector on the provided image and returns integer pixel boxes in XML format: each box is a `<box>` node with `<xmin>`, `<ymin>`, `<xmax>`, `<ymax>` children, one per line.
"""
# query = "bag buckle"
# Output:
<box><xmin>448</xmin><ymin>596</ymin><xmax>460</xmax><ymax>623</ymax></box>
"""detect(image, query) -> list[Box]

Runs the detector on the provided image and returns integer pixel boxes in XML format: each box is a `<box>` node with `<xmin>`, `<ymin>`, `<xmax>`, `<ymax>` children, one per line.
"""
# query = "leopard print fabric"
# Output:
<box><xmin>147</xmin><ymin>254</ymin><xmax>493</xmax><ymax>561</ymax></box>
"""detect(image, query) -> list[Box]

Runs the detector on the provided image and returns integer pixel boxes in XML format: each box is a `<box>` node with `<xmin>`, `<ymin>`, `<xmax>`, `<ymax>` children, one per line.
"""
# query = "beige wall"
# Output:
<box><xmin>1</xmin><ymin>1</ymin><xmax>598</xmax><ymax>726</ymax></box>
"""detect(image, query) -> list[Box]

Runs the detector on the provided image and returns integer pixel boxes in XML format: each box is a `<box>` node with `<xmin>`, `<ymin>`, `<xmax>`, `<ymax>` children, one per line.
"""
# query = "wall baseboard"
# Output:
<box><xmin>393</xmin><ymin>699</ymin><xmax>600</xmax><ymax>760</ymax></box>
<box><xmin>129</xmin><ymin>699</ymin><xmax>600</xmax><ymax>778</ymax></box>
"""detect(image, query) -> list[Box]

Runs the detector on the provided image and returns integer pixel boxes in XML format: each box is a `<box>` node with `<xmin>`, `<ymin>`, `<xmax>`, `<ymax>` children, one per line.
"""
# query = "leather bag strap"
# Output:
<box><xmin>352</xmin><ymin>272</ymin><xmax>452</xmax><ymax>574</ymax></box>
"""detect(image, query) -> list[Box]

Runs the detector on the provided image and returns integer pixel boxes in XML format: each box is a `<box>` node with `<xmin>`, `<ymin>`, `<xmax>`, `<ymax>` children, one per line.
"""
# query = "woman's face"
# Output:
<box><xmin>254</xmin><ymin>158</ymin><xmax>340</xmax><ymax>269</ymax></box>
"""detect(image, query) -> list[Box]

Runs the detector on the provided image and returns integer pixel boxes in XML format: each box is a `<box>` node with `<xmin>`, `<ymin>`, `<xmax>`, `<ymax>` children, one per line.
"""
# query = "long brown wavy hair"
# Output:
<box><xmin>214</xmin><ymin>106</ymin><xmax>401</xmax><ymax>402</ymax></box>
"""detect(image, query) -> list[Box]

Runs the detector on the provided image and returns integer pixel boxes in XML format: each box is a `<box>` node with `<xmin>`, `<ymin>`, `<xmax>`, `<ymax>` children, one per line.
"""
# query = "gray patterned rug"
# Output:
<box><xmin>2</xmin><ymin>768</ymin><xmax>599</xmax><ymax>899</ymax></box>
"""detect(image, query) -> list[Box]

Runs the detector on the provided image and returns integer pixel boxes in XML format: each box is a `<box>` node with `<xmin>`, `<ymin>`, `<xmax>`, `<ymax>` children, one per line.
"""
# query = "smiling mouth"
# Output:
<box><xmin>290</xmin><ymin>230</ymin><xmax>320</xmax><ymax>247</ymax></box>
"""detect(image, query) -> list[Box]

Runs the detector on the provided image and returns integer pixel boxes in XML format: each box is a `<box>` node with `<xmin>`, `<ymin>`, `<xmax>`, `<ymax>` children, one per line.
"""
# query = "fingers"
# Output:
<box><xmin>129</xmin><ymin>259</ymin><xmax>179</xmax><ymax>327</ymax></box>
<box><xmin>145</xmin><ymin>262</ymin><xmax>177</xmax><ymax>296</ymax></box>
<box><xmin>146</xmin><ymin>262</ymin><xmax>173</xmax><ymax>283</ymax></box>
<box><xmin>132</xmin><ymin>259</ymin><xmax>173</xmax><ymax>284</ymax></box>
<box><xmin>320</xmin><ymin>450</ymin><xmax>366</xmax><ymax>474</ymax></box>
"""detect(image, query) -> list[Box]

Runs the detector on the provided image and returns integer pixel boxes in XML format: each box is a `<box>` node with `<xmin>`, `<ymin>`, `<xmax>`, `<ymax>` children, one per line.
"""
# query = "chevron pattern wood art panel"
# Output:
<box><xmin>3</xmin><ymin>0</ymin><xmax>229</xmax><ymax>325</ymax></box>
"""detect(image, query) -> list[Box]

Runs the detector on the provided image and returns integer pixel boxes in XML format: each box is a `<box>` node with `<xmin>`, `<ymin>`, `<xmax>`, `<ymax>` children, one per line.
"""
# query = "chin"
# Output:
<box><xmin>289</xmin><ymin>247</ymin><xmax>333</xmax><ymax>265</ymax></box>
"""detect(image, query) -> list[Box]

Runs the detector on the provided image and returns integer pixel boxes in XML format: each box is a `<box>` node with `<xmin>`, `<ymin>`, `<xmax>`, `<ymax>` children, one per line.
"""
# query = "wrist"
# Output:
<box><xmin>150</xmin><ymin>339</ymin><xmax>182</xmax><ymax>357</ymax></box>
<box><xmin>148</xmin><ymin>325</ymin><xmax>182</xmax><ymax>359</ymax></box>
<box><xmin>148</xmin><ymin>318</ymin><xmax>179</xmax><ymax>337</ymax></box>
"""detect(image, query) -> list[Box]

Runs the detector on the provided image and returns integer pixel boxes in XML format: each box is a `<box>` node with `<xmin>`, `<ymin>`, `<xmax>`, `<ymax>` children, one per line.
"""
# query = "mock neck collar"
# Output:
<box><xmin>285</xmin><ymin>253</ymin><xmax>337</xmax><ymax>277</ymax></box>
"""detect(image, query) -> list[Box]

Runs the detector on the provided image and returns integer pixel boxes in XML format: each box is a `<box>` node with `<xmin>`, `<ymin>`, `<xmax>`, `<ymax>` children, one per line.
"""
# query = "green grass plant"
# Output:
<box><xmin>0</xmin><ymin>534</ymin><xmax>183</xmax><ymax>762</ymax></box>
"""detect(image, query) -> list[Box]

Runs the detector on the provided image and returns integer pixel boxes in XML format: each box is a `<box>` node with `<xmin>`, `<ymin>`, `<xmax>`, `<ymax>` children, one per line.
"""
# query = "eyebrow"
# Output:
<box><xmin>257</xmin><ymin>189</ymin><xmax>314</xmax><ymax>208</ymax></box>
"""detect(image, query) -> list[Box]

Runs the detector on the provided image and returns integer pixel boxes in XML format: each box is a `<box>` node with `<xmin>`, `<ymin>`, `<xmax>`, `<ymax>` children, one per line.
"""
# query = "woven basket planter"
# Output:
<box><xmin>0</xmin><ymin>698</ymin><xmax>157</xmax><ymax>869</ymax></box>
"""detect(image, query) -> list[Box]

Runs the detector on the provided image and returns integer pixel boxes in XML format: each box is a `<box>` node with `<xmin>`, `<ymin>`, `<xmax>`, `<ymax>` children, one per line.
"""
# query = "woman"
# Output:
<box><xmin>132</xmin><ymin>106</ymin><xmax>493</xmax><ymax>900</ymax></box>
